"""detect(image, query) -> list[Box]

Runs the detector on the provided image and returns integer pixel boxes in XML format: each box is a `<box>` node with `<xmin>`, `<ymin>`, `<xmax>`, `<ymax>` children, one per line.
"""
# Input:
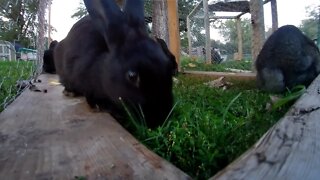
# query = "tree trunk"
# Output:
<box><xmin>203</xmin><ymin>0</ymin><xmax>211</xmax><ymax>64</ymax></box>
<box><xmin>236</xmin><ymin>18</ymin><xmax>243</xmax><ymax>60</ymax></box>
<box><xmin>152</xmin><ymin>0</ymin><xmax>169</xmax><ymax>44</ymax></box>
<box><xmin>271</xmin><ymin>0</ymin><xmax>278</xmax><ymax>32</ymax></box>
<box><xmin>250</xmin><ymin>0</ymin><xmax>265</xmax><ymax>69</ymax></box>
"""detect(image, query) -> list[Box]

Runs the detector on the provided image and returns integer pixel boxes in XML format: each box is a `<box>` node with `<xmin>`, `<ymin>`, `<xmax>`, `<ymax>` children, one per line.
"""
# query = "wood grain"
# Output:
<box><xmin>210</xmin><ymin>74</ymin><xmax>320</xmax><ymax>180</ymax></box>
<box><xmin>0</xmin><ymin>74</ymin><xmax>191</xmax><ymax>180</ymax></box>
<box><xmin>183</xmin><ymin>70</ymin><xmax>256</xmax><ymax>80</ymax></box>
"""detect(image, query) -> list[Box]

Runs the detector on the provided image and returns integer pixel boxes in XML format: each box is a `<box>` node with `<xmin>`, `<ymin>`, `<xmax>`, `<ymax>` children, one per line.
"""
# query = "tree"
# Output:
<box><xmin>71</xmin><ymin>1</ymin><xmax>87</xmax><ymax>20</ymax></box>
<box><xmin>216</xmin><ymin>18</ymin><xmax>252</xmax><ymax>55</ymax></box>
<box><xmin>71</xmin><ymin>0</ymin><xmax>197</xmax><ymax>50</ymax></box>
<box><xmin>0</xmin><ymin>0</ymin><xmax>40</xmax><ymax>47</ymax></box>
<box><xmin>299</xmin><ymin>5</ymin><xmax>319</xmax><ymax>40</ymax></box>
<box><xmin>71</xmin><ymin>0</ymin><xmax>199</xmax><ymax>33</ymax></box>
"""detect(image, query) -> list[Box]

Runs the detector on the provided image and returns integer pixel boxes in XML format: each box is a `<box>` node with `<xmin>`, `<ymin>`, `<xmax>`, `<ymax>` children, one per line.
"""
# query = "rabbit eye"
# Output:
<box><xmin>126</xmin><ymin>70</ymin><xmax>140</xmax><ymax>87</ymax></box>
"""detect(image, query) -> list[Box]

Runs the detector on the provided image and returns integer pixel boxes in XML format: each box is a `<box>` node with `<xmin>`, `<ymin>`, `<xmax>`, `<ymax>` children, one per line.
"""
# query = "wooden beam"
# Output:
<box><xmin>210</xmin><ymin>74</ymin><xmax>320</xmax><ymax>180</ymax></box>
<box><xmin>183</xmin><ymin>71</ymin><xmax>256</xmax><ymax>81</ymax></box>
<box><xmin>203</xmin><ymin>0</ymin><xmax>211</xmax><ymax>64</ymax></box>
<box><xmin>195</xmin><ymin>15</ymin><xmax>238</xmax><ymax>19</ymax></box>
<box><xmin>0</xmin><ymin>74</ymin><xmax>191</xmax><ymax>179</ymax></box>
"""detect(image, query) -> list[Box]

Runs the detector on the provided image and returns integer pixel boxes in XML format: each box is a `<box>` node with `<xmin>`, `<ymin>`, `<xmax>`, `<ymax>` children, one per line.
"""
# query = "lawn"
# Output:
<box><xmin>0</xmin><ymin>60</ymin><xmax>34</xmax><ymax>111</ymax></box>
<box><xmin>125</xmin><ymin>74</ymin><xmax>296</xmax><ymax>179</ymax></box>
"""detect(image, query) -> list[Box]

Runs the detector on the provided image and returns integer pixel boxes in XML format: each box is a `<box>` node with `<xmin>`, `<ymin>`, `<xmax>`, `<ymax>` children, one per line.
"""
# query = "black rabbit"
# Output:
<box><xmin>54</xmin><ymin>0</ymin><xmax>174</xmax><ymax>128</ymax></box>
<box><xmin>255</xmin><ymin>25</ymin><xmax>320</xmax><ymax>93</ymax></box>
<box><xmin>154</xmin><ymin>37</ymin><xmax>178</xmax><ymax>75</ymax></box>
<box><xmin>43</xmin><ymin>40</ymin><xmax>58</xmax><ymax>74</ymax></box>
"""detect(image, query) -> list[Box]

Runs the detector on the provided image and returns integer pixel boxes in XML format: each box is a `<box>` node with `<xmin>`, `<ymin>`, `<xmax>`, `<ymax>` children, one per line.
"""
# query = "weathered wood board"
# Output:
<box><xmin>211</xmin><ymin>74</ymin><xmax>320</xmax><ymax>180</ymax></box>
<box><xmin>183</xmin><ymin>70</ymin><xmax>256</xmax><ymax>80</ymax></box>
<box><xmin>0</xmin><ymin>74</ymin><xmax>191</xmax><ymax>180</ymax></box>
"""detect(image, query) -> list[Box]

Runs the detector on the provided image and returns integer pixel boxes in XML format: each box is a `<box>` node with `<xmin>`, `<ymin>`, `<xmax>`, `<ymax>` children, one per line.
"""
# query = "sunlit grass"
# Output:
<box><xmin>0</xmin><ymin>60</ymin><xmax>34</xmax><ymax>111</ymax></box>
<box><xmin>125</xmin><ymin>74</ymin><xmax>293</xmax><ymax>179</ymax></box>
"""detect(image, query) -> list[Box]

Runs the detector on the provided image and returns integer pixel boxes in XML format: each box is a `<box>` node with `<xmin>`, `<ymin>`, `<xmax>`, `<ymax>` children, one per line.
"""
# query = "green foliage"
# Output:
<box><xmin>0</xmin><ymin>60</ymin><xmax>34</xmax><ymax>111</ymax></box>
<box><xmin>180</xmin><ymin>56</ymin><xmax>253</xmax><ymax>72</ymax></box>
<box><xmin>272</xmin><ymin>85</ymin><xmax>306</xmax><ymax>110</ymax></box>
<box><xmin>71</xmin><ymin>0</ymin><xmax>87</xmax><ymax>20</ymax></box>
<box><xmin>299</xmin><ymin>5</ymin><xmax>319</xmax><ymax>40</ymax></box>
<box><xmin>215</xmin><ymin>18</ymin><xmax>252</xmax><ymax>54</ymax></box>
<box><xmin>127</xmin><ymin>75</ymin><xmax>290</xmax><ymax>179</ymax></box>
<box><xmin>0</xmin><ymin>0</ymin><xmax>40</xmax><ymax>47</ymax></box>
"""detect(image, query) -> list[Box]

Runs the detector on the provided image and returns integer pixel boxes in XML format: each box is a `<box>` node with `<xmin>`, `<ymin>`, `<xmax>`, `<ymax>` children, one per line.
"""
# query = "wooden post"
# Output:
<box><xmin>167</xmin><ymin>0</ymin><xmax>180</xmax><ymax>70</ymax></box>
<box><xmin>203</xmin><ymin>0</ymin><xmax>211</xmax><ymax>64</ymax></box>
<box><xmin>271</xmin><ymin>0</ymin><xmax>278</xmax><ymax>32</ymax></box>
<box><xmin>236</xmin><ymin>18</ymin><xmax>243</xmax><ymax>60</ymax></box>
<box><xmin>250</xmin><ymin>0</ymin><xmax>265</xmax><ymax>69</ymax></box>
<box><xmin>187</xmin><ymin>17</ymin><xmax>192</xmax><ymax>56</ymax></box>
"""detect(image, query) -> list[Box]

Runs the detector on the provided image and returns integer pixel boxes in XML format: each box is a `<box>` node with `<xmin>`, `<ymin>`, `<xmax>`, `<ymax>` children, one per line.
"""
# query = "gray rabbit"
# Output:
<box><xmin>255</xmin><ymin>25</ymin><xmax>320</xmax><ymax>93</ymax></box>
<box><xmin>54</xmin><ymin>0</ymin><xmax>175</xmax><ymax>128</ymax></box>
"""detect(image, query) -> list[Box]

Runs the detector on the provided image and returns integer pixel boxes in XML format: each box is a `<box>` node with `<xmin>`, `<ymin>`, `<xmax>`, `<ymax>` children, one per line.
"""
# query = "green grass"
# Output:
<box><xmin>0</xmin><ymin>60</ymin><xmax>34</xmax><ymax>111</ymax></box>
<box><xmin>181</xmin><ymin>56</ymin><xmax>253</xmax><ymax>72</ymax></box>
<box><xmin>125</xmin><ymin>75</ymin><xmax>293</xmax><ymax>179</ymax></box>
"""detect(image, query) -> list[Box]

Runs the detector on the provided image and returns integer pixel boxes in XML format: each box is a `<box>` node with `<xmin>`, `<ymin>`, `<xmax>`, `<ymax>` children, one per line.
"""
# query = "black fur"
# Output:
<box><xmin>54</xmin><ymin>0</ymin><xmax>174</xmax><ymax>128</ymax></box>
<box><xmin>43</xmin><ymin>40</ymin><xmax>58</xmax><ymax>74</ymax></box>
<box><xmin>255</xmin><ymin>25</ymin><xmax>320</xmax><ymax>93</ymax></box>
<box><xmin>155</xmin><ymin>37</ymin><xmax>178</xmax><ymax>75</ymax></box>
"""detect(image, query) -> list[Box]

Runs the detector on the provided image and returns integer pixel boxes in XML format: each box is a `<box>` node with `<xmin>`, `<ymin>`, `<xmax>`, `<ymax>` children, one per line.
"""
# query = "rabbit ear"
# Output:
<box><xmin>83</xmin><ymin>0</ymin><xmax>126</xmax><ymax>46</ymax></box>
<box><xmin>123</xmin><ymin>0</ymin><xmax>147</xmax><ymax>34</ymax></box>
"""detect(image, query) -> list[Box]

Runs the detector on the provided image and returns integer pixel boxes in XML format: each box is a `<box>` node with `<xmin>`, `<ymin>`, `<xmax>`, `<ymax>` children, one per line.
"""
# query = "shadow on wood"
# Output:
<box><xmin>0</xmin><ymin>74</ymin><xmax>191</xmax><ymax>180</ymax></box>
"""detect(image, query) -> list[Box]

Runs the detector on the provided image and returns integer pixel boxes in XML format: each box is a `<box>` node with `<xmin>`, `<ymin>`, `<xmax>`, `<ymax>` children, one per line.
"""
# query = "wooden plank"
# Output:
<box><xmin>210</xmin><ymin>74</ymin><xmax>320</xmax><ymax>180</ymax></box>
<box><xmin>183</xmin><ymin>70</ymin><xmax>256</xmax><ymax>81</ymax></box>
<box><xmin>0</xmin><ymin>74</ymin><xmax>191</xmax><ymax>180</ymax></box>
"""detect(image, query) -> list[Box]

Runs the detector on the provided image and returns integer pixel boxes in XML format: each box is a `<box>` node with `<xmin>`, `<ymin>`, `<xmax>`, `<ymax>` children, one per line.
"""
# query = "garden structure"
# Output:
<box><xmin>1</xmin><ymin>0</ymin><xmax>320</xmax><ymax>179</ymax></box>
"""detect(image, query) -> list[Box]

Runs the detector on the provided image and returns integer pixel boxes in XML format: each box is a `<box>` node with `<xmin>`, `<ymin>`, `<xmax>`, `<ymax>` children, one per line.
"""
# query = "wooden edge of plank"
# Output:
<box><xmin>0</xmin><ymin>74</ymin><xmax>191</xmax><ymax>180</ymax></box>
<box><xmin>210</xmin><ymin>74</ymin><xmax>320</xmax><ymax>180</ymax></box>
<box><xmin>182</xmin><ymin>70</ymin><xmax>256</xmax><ymax>81</ymax></box>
